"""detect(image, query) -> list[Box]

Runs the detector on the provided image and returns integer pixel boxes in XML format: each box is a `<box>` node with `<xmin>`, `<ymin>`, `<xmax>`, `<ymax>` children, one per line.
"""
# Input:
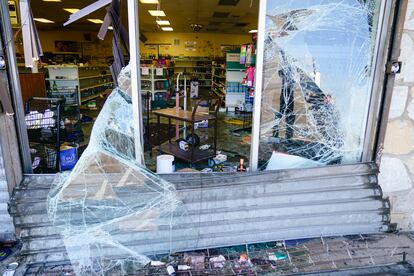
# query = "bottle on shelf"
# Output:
<box><xmin>52</xmin><ymin>81</ymin><xmax>58</xmax><ymax>92</ymax></box>
<box><xmin>237</xmin><ymin>158</ymin><xmax>247</xmax><ymax>172</ymax></box>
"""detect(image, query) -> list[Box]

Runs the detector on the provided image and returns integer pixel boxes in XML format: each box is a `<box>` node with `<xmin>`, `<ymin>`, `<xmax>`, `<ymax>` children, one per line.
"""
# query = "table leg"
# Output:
<box><xmin>191</xmin><ymin>121</ymin><xmax>195</xmax><ymax>166</ymax></box>
<box><xmin>168</xmin><ymin>118</ymin><xmax>171</xmax><ymax>143</ymax></box>
<box><xmin>157</xmin><ymin>114</ymin><xmax>161</xmax><ymax>146</ymax></box>
<box><xmin>214</xmin><ymin>117</ymin><xmax>217</xmax><ymax>154</ymax></box>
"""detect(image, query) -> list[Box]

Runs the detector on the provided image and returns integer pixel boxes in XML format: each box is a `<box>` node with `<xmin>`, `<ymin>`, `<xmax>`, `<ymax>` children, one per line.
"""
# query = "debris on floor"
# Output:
<box><xmin>17</xmin><ymin>234</ymin><xmax>414</xmax><ymax>275</ymax></box>
<box><xmin>0</xmin><ymin>242</ymin><xmax>21</xmax><ymax>276</ymax></box>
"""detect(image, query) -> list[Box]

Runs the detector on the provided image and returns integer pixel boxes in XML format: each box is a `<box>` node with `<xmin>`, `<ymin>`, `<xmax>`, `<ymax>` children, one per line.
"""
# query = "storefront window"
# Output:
<box><xmin>258</xmin><ymin>0</ymin><xmax>382</xmax><ymax>170</ymax></box>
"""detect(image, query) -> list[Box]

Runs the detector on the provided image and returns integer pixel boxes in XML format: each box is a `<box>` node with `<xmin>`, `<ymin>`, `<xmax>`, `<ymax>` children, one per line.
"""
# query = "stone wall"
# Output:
<box><xmin>378</xmin><ymin>1</ymin><xmax>414</xmax><ymax>230</ymax></box>
<box><xmin>0</xmin><ymin>144</ymin><xmax>16</xmax><ymax>241</ymax></box>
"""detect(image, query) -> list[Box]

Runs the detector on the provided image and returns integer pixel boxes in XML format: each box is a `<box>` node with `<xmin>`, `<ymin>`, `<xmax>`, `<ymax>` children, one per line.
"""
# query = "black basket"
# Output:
<box><xmin>30</xmin><ymin>144</ymin><xmax>58</xmax><ymax>173</ymax></box>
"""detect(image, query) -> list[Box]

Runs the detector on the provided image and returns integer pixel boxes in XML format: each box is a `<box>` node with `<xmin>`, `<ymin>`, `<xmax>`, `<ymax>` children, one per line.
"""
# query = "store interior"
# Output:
<box><xmin>15</xmin><ymin>0</ymin><xmax>259</xmax><ymax>173</ymax></box>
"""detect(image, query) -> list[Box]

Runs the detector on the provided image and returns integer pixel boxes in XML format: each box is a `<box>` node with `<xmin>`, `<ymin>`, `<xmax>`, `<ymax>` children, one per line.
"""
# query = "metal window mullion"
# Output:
<box><xmin>249</xmin><ymin>0</ymin><xmax>267</xmax><ymax>171</ymax></box>
<box><xmin>0</xmin><ymin>1</ymin><xmax>32</xmax><ymax>173</ymax></box>
<box><xmin>372</xmin><ymin>0</ymin><xmax>408</xmax><ymax>164</ymax></box>
<box><xmin>361</xmin><ymin>0</ymin><xmax>392</xmax><ymax>162</ymax></box>
<box><xmin>127</xmin><ymin>0</ymin><xmax>144</xmax><ymax>165</ymax></box>
<box><xmin>361</xmin><ymin>0</ymin><xmax>394</xmax><ymax>163</ymax></box>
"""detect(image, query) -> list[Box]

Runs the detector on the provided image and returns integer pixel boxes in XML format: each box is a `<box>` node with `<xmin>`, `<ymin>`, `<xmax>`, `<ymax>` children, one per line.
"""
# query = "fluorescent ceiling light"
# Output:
<box><xmin>161</xmin><ymin>27</ymin><xmax>173</xmax><ymax>31</ymax></box>
<box><xmin>63</xmin><ymin>8</ymin><xmax>80</xmax><ymax>14</ymax></box>
<box><xmin>34</xmin><ymin>18</ymin><xmax>55</xmax><ymax>23</ymax></box>
<box><xmin>140</xmin><ymin>0</ymin><xmax>159</xmax><ymax>3</ymax></box>
<box><xmin>156</xmin><ymin>20</ymin><xmax>170</xmax><ymax>26</ymax></box>
<box><xmin>249</xmin><ymin>29</ymin><xmax>258</xmax><ymax>33</ymax></box>
<box><xmin>88</xmin><ymin>19</ymin><xmax>104</xmax><ymax>24</ymax></box>
<box><xmin>43</xmin><ymin>0</ymin><xmax>62</xmax><ymax>2</ymax></box>
<box><xmin>148</xmin><ymin>10</ymin><xmax>166</xmax><ymax>16</ymax></box>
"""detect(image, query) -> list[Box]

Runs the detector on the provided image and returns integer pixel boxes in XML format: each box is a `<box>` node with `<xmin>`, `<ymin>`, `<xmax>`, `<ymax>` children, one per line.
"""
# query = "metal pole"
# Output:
<box><xmin>373</xmin><ymin>0</ymin><xmax>407</xmax><ymax>166</ymax></box>
<box><xmin>176</xmin><ymin>72</ymin><xmax>181</xmax><ymax>139</ymax></box>
<box><xmin>183</xmin><ymin>76</ymin><xmax>187</xmax><ymax>139</ymax></box>
<box><xmin>127</xmin><ymin>0</ymin><xmax>144</xmax><ymax>165</ymax></box>
<box><xmin>249</xmin><ymin>0</ymin><xmax>267</xmax><ymax>171</ymax></box>
<box><xmin>0</xmin><ymin>1</ymin><xmax>32</xmax><ymax>173</ymax></box>
<box><xmin>361</xmin><ymin>0</ymin><xmax>393</xmax><ymax>162</ymax></box>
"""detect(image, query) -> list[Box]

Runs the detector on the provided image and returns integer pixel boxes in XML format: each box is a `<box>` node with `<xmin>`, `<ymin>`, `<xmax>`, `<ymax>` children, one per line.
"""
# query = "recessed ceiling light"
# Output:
<box><xmin>156</xmin><ymin>20</ymin><xmax>170</xmax><ymax>26</ymax></box>
<box><xmin>249</xmin><ymin>29</ymin><xmax>258</xmax><ymax>33</ymax></box>
<box><xmin>43</xmin><ymin>0</ymin><xmax>61</xmax><ymax>2</ymax></box>
<box><xmin>148</xmin><ymin>10</ymin><xmax>166</xmax><ymax>16</ymax></box>
<box><xmin>161</xmin><ymin>27</ymin><xmax>173</xmax><ymax>31</ymax></box>
<box><xmin>63</xmin><ymin>8</ymin><xmax>80</xmax><ymax>14</ymax></box>
<box><xmin>140</xmin><ymin>0</ymin><xmax>159</xmax><ymax>3</ymax></box>
<box><xmin>34</xmin><ymin>18</ymin><xmax>55</xmax><ymax>23</ymax></box>
<box><xmin>88</xmin><ymin>19</ymin><xmax>104</xmax><ymax>24</ymax></box>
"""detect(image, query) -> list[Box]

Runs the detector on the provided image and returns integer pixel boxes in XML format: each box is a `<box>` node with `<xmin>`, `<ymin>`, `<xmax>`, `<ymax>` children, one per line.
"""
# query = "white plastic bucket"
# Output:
<box><xmin>156</xmin><ymin>154</ymin><xmax>175</xmax><ymax>174</ymax></box>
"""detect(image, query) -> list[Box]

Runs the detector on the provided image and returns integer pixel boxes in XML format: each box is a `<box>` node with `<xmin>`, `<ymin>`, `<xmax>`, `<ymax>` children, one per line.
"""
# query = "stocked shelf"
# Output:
<box><xmin>79</xmin><ymin>74</ymin><xmax>112</xmax><ymax>80</ymax></box>
<box><xmin>211</xmin><ymin>63</ymin><xmax>226</xmax><ymax>100</ymax></box>
<box><xmin>212</xmin><ymin>88</ymin><xmax>225</xmax><ymax>97</ymax></box>
<box><xmin>173</xmin><ymin>59</ymin><xmax>211</xmax><ymax>62</ymax></box>
<box><xmin>227</xmin><ymin>68</ymin><xmax>246</xmax><ymax>72</ymax></box>
<box><xmin>173</xmin><ymin>58</ymin><xmax>213</xmax><ymax>90</ymax></box>
<box><xmin>47</xmin><ymin>65</ymin><xmax>114</xmax><ymax>105</ymax></box>
<box><xmin>80</xmin><ymin>89</ymin><xmax>112</xmax><ymax>103</ymax></box>
<box><xmin>212</xmin><ymin>81</ymin><xmax>225</xmax><ymax>88</ymax></box>
<box><xmin>46</xmin><ymin>78</ymin><xmax>77</xmax><ymax>81</ymax></box>
<box><xmin>80</xmin><ymin>82</ymin><xmax>113</xmax><ymax>92</ymax></box>
<box><xmin>175</xmin><ymin>65</ymin><xmax>212</xmax><ymax>68</ymax></box>
<box><xmin>140</xmin><ymin>66</ymin><xmax>171</xmax><ymax>100</ymax></box>
<box><xmin>175</xmin><ymin>72</ymin><xmax>211</xmax><ymax>75</ymax></box>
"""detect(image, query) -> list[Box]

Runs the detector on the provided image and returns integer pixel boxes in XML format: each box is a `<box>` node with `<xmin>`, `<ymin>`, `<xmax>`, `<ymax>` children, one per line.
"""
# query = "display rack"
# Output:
<box><xmin>225</xmin><ymin>52</ymin><xmax>246</xmax><ymax>110</ymax></box>
<box><xmin>211</xmin><ymin>64</ymin><xmax>226</xmax><ymax>97</ymax></box>
<box><xmin>140</xmin><ymin>66</ymin><xmax>171</xmax><ymax>101</ymax></box>
<box><xmin>46</xmin><ymin>65</ymin><xmax>114</xmax><ymax>105</ymax></box>
<box><xmin>173</xmin><ymin>57</ymin><xmax>212</xmax><ymax>88</ymax></box>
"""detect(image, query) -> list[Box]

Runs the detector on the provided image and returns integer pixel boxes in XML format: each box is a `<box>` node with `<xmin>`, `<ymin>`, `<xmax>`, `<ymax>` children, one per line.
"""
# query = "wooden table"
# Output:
<box><xmin>153</xmin><ymin>107</ymin><xmax>218</xmax><ymax>165</ymax></box>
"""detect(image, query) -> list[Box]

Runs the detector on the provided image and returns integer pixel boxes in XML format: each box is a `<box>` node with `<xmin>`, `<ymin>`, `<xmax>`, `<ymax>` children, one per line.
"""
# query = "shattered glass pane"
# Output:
<box><xmin>47</xmin><ymin>65</ymin><xmax>194</xmax><ymax>275</ymax></box>
<box><xmin>259</xmin><ymin>0</ymin><xmax>382</xmax><ymax>170</ymax></box>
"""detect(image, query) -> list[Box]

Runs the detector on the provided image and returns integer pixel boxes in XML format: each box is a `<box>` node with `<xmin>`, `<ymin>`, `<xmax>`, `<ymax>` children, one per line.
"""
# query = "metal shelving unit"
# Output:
<box><xmin>140</xmin><ymin>66</ymin><xmax>171</xmax><ymax>101</ymax></box>
<box><xmin>211</xmin><ymin>65</ymin><xmax>226</xmax><ymax>98</ymax></box>
<box><xmin>47</xmin><ymin>65</ymin><xmax>114</xmax><ymax>105</ymax></box>
<box><xmin>173</xmin><ymin>58</ymin><xmax>212</xmax><ymax>88</ymax></box>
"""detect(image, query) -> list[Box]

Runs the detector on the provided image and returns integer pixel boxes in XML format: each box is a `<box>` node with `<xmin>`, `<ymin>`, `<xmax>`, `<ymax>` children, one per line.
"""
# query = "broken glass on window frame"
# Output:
<box><xmin>257</xmin><ymin>0</ymin><xmax>383</xmax><ymax>170</ymax></box>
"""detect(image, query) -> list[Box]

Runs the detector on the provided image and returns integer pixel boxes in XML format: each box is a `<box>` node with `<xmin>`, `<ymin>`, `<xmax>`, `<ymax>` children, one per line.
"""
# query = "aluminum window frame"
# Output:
<box><xmin>0</xmin><ymin>0</ymin><xmax>400</xmax><ymax>175</ymax></box>
<box><xmin>0</xmin><ymin>0</ymin><xmax>32</xmax><ymax>173</ymax></box>
<box><xmin>128</xmin><ymin>0</ymin><xmax>145</xmax><ymax>165</ymax></box>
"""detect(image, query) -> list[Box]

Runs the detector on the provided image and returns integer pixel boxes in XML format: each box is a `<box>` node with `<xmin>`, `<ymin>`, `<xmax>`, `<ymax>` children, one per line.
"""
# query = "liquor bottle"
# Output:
<box><xmin>52</xmin><ymin>81</ymin><xmax>58</xmax><ymax>91</ymax></box>
<box><xmin>237</xmin><ymin>158</ymin><xmax>246</xmax><ymax>172</ymax></box>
